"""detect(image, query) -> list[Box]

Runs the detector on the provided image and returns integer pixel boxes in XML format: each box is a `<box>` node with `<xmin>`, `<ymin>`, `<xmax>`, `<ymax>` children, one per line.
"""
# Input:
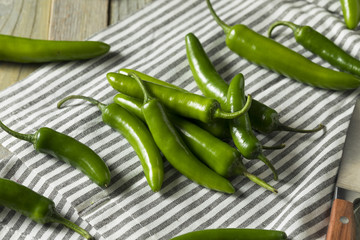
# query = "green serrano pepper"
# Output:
<box><xmin>226</xmin><ymin>74</ymin><xmax>277</xmax><ymax>180</ymax></box>
<box><xmin>170</xmin><ymin>228</ymin><xmax>287</xmax><ymax>240</ymax></box>
<box><xmin>0</xmin><ymin>121</ymin><xmax>110</xmax><ymax>187</ymax></box>
<box><xmin>112</xmin><ymin>93</ymin><xmax>238</xmax><ymax>177</ymax></box>
<box><xmin>107</xmin><ymin>72</ymin><xmax>252</xmax><ymax>124</ymax></box>
<box><xmin>57</xmin><ymin>95</ymin><xmax>164</xmax><ymax>192</ymax></box>
<box><xmin>340</xmin><ymin>0</ymin><xmax>360</xmax><ymax>29</ymax></box>
<box><xmin>0</xmin><ymin>34</ymin><xmax>110</xmax><ymax>63</ymax></box>
<box><xmin>268</xmin><ymin>21</ymin><xmax>360</xmax><ymax>77</ymax></box>
<box><xmin>129</xmin><ymin>72</ymin><xmax>235</xmax><ymax>194</ymax></box>
<box><xmin>113</xmin><ymin>93</ymin><xmax>277</xmax><ymax>193</ymax></box>
<box><xmin>118</xmin><ymin>69</ymin><xmax>187</xmax><ymax>92</ymax></box>
<box><xmin>185</xmin><ymin>33</ymin><xmax>324</xmax><ymax>134</ymax></box>
<box><xmin>0</xmin><ymin>178</ymin><xmax>93</xmax><ymax>239</ymax></box>
<box><xmin>206</xmin><ymin>0</ymin><xmax>360</xmax><ymax>90</ymax></box>
<box><xmin>118</xmin><ymin>69</ymin><xmax>231</xmax><ymax>139</ymax></box>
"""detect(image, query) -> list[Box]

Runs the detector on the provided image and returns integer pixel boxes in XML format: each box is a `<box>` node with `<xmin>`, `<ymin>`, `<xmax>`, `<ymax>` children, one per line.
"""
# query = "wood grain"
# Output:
<box><xmin>0</xmin><ymin>0</ymin><xmax>154</xmax><ymax>91</ymax></box>
<box><xmin>109</xmin><ymin>0</ymin><xmax>153</xmax><ymax>23</ymax></box>
<box><xmin>326</xmin><ymin>198</ymin><xmax>356</xmax><ymax>240</ymax></box>
<box><xmin>0</xmin><ymin>0</ymin><xmax>51</xmax><ymax>90</ymax></box>
<box><xmin>49</xmin><ymin>0</ymin><xmax>108</xmax><ymax>41</ymax></box>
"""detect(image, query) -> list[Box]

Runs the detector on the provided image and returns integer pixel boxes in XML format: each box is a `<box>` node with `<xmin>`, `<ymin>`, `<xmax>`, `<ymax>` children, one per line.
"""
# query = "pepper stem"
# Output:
<box><xmin>262</xmin><ymin>143</ymin><xmax>286</xmax><ymax>150</ymax></box>
<box><xmin>129</xmin><ymin>72</ymin><xmax>152</xmax><ymax>104</ymax></box>
<box><xmin>213</xmin><ymin>94</ymin><xmax>252</xmax><ymax>119</ymax></box>
<box><xmin>267</xmin><ymin>20</ymin><xmax>299</xmax><ymax>38</ymax></box>
<box><xmin>206</xmin><ymin>0</ymin><xmax>231</xmax><ymax>34</ymax></box>
<box><xmin>0</xmin><ymin>120</ymin><xmax>35</xmax><ymax>143</ymax></box>
<box><xmin>49</xmin><ymin>211</ymin><xmax>93</xmax><ymax>239</ymax></box>
<box><xmin>278</xmin><ymin>123</ymin><xmax>325</xmax><ymax>133</ymax></box>
<box><xmin>233</xmin><ymin>162</ymin><xmax>278</xmax><ymax>193</ymax></box>
<box><xmin>57</xmin><ymin>95</ymin><xmax>107</xmax><ymax>112</ymax></box>
<box><xmin>258</xmin><ymin>154</ymin><xmax>278</xmax><ymax>181</ymax></box>
<box><xmin>243</xmin><ymin>171</ymin><xmax>278</xmax><ymax>194</ymax></box>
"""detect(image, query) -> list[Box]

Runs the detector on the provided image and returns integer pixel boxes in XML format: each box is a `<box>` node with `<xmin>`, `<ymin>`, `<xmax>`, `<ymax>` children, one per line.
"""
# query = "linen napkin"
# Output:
<box><xmin>0</xmin><ymin>0</ymin><xmax>359</xmax><ymax>239</ymax></box>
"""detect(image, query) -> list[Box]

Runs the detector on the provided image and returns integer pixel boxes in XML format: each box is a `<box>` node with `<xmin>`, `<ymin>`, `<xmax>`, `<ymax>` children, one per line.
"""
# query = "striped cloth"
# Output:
<box><xmin>0</xmin><ymin>0</ymin><xmax>359</xmax><ymax>239</ymax></box>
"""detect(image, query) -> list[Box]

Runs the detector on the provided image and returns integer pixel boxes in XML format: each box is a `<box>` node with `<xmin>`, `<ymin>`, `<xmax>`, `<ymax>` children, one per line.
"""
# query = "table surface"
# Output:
<box><xmin>0</xmin><ymin>0</ymin><xmax>154</xmax><ymax>91</ymax></box>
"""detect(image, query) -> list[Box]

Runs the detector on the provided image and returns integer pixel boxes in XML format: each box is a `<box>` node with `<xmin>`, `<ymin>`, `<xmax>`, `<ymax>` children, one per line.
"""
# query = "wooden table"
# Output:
<box><xmin>0</xmin><ymin>0</ymin><xmax>153</xmax><ymax>91</ymax></box>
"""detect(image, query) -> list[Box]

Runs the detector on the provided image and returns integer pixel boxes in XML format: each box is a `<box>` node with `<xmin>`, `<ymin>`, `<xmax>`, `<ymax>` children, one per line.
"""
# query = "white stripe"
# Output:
<box><xmin>284</xmin><ymin>184</ymin><xmax>334</xmax><ymax>236</ymax></box>
<box><xmin>1</xmin><ymin>0</ymin><xmax>358</xmax><ymax>239</ymax></box>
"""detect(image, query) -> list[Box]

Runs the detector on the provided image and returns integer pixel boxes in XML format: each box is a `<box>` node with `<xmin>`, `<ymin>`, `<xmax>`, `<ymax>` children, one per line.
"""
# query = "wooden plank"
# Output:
<box><xmin>326</xmin><ymin>198</ymin><xmax>356</xmax><ymax>240</ymax></box>
<box><xmin>0</xmin><ymin>0</ymin><xmax>51</xmax><ymax>90</ymax></box>
<box><xmin>49</xmin><ymin>0</ymin><xmax>109</xmax><ymax>41</ymax></box>
<box><xmin>0</xmin><ymin>0</ymin><xmax>152</xmax><ymax>91</ymax></box>
<box><xmin>109</xmin><ymin>0</ymin><xmax>153</xmax><ymax>24</ymax></box>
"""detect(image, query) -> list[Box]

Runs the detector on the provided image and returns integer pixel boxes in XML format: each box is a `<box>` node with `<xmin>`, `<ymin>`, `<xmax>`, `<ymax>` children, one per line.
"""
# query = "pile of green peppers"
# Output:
<box><xmin>4</xmin><ymin>0</ymin><xmax>360</xmax><ymax>239</ymax></box>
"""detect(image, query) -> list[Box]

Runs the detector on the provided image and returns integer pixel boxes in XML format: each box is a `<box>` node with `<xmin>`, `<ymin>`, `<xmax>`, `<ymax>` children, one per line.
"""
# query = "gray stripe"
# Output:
<box><xmin>0</xmin><ymin>0</ymin><xmax>357</xmax><ymax>239</ymax></box>
<box><xmin>261</xmin><ymin>152</ymin><xmax>340</xmax><ymax>230</ymax></box>
<box><xmin>286</xmin><ymin>180</ymin><xmax>335</xmax><ymax>238</ymax></box>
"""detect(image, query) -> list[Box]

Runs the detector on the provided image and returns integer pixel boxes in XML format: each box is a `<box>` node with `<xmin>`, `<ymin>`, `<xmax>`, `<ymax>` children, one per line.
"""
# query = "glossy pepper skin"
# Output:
<box><xmin>0</xmin><ymin>34</ymin><xmax>110</xmax><ymax>63</ymax></box>
<box><xmin>170</xmin><ymin>228</ymin><xmax>287</xmax><ymax>240</ymax></box>
<box><xmin>113</xmin><ymin>93</ymin><xmax>277</xmax><ymax>193</ymax></box>
<box><xmin>340</xmin><ymin>0</ymin><xmax>360</xmax><ymax>29</ymax></box>
<box><xmin>268</xmin><ymin>21</ymin><xmax>360</xmax><ymax>77</ymax></box>
<box><xmin>107</xmin><ymin>72</ymin><xmax>252</xmax><ymax>123</ymax></box>
<box><xmin>118</xmin><ymin>69</ymin><xmax>187</xmax><ymax>92</ymax></box>
<box><xmin>226</xmin><ymin>74</ymin><xmax>278</xmax><ymax>180</ymax></box>
<box><xmin>0</xmin><ymin>178</ymin><xmax>93</xmax><ymax>239</ymax></box>
<box><xmin>206</xmin><ymin>0</ymin><xmax>360</xmax><ymax>90</ymax></box>
<box><xmin>129</xmin><ymin>72</ymin><xmax>235</xmax><ymax>194</ymax></box>
<box><xmin>185</xmin><ymin>33</ymin><xmax>324</xmax><ymax>134</ymax></box>
<box><xmin>57</xmin><ymin>95</ymin><xmax>164</xmax><ymax>192</ymax></box>
<box><xmin>0</xmin><ymin>121</ymin><xmax>110</xmax><ymax>187</ymax></box>
<box><xmin>118</xmin><ymin>69</ymin><xmax>231</xmax><ymax>138</ymax></box>
<box><xmin>113</xmin><ymin>93</ymin><xmax>240</xmax><ymax>178</ymax></box>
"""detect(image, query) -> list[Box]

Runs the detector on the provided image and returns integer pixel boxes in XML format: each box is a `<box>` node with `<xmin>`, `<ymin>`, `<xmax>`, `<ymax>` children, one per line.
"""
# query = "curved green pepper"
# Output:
<box><xmin>340</xmin><ymin>0</ymin><xmax>360</xmax><ymax>29</ymax></box>
<box><xmin>118</xmin><ymin>69</ymin><xmax>186</xmax><ymax>91</ymax></box>
<box><xmin>0</xmin><ymin>34</ymin><xmax>110</xmax><ymax>63</ymax></box>
<box><xmin>226</xmin><ymin>73</ymin><xmax>277</xmax><ymax>180</ymax></box>
<box><xmin>184</xmin><ymin>32</ymin><xmax>324</xmax><ymax>134</ymax></box>
<box><xmin>118</xmin><ymin>69</ymin><xmax>231</xmax><ymax>139</ymax></box>
<box><xmin>170</xmin><ymin>228</ymin><xmax>287</xmax><ymax>240</ymax></box>
<box><xmin>268</xmin><ymin>21</ymin><xmax>360</xmax><ymax>77</ymax></box>
<box><xmin>129</xmin><ymin>72</ymin><xmax>235</xmax><ymax>194</ymax></box>
<box><xmin>206</xmin><ymin>0</ymin><xmax>360</xmax><ymax>90</ymax></box>
<box><xmin>0</xmin><ymin>178</ymin><xmax>93</xmax><ymax>239</ymax></box>
<box><xmin>107</xmin><ymin>72</ymin><xmax>252</xmax><ymax>123</ymax></box>
<box><xmin>57</xmin><ymin>95</ymin><xmax>164</xmax><ymax>192</ymax></box>
<box><xmin>113</xmin><ymin>93</ymin><xmax>277</xmax><ymax>193</ymax></box>
<box><xmin>0</xmin><ymin>121</ymin><xmax>110</xmax><ymax>187</ymax></box>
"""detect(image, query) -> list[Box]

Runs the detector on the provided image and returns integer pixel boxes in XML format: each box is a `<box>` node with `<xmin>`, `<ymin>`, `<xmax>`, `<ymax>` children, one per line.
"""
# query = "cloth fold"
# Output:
<box><xmin>0</xmin><ymin>0</ymin><xmax>359</xmax><ymax>239</ymax></box>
